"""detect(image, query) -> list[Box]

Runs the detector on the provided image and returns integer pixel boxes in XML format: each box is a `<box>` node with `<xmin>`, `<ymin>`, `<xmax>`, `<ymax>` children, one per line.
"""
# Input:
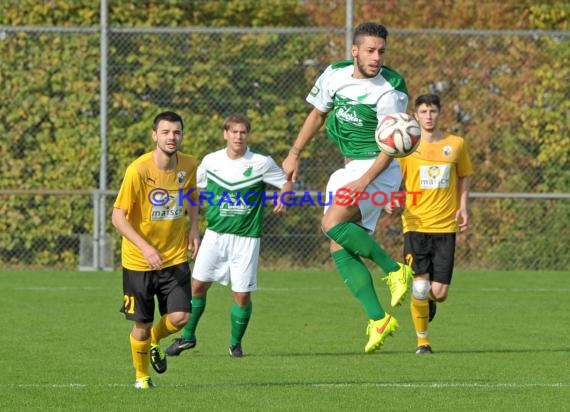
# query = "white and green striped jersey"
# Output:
<box><xmin>197</xmin><ymin>148</ymin><xmax>287</xmax><ymax>237</ymax></box>
<box><xmin>307</xmin><ymin>60</ymin><xmax>409</xmax><ymax>159</ymax></box>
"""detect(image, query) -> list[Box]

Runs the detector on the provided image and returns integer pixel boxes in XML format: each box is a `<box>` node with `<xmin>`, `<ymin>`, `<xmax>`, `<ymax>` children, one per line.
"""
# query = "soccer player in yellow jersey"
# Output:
<box><xmin>386</xmin><ymin>94</ymin><xmax>473</xmax><ymax>354</ymax></box>
<box><xmin>112</xmin><ymin>111</ymin><xmax>200</xmax><ymax>389</ymax></box>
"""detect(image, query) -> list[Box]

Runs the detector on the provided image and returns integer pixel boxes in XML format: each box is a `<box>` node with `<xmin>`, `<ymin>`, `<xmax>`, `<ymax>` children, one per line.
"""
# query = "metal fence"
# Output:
<box><xmin>1</xmin><ymin>24</ymin><xmax>569</xmax><ymax>271</ymax></box>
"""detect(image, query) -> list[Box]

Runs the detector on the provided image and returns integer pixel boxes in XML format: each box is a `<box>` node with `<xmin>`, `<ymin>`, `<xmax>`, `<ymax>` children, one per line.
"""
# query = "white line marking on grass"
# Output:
<box><xmin>9</xmin><ymin>382</ymin><xmax>566</xmax><ymax>389</ymax></box>
<box><xmin>476</xmin><ymin>288</ymin><xmax>569</xmax><ymax>293</ymax></box>
<box><xmin>13</xmin><ymin>287</ymin><xmax>104</xmax><ymax>291</ymax></box>
<box><xmin>312</xmin><ymin>383</ymin><xmax>566</xmax><ymax>389</ymax></box>
<box><xmin>13</xmin><ymin>384</ymin><xmax>87</xmax><ymax>388</ymax></box>
<box><xmin>259</xmin><ymin>287</ymin><xmax>570</xmax><ymax>293</ymax></box>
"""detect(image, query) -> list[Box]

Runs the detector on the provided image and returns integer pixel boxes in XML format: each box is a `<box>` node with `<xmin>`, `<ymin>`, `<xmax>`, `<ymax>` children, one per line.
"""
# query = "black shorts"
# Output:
<box><xmin>403</xmin><ymin>232</ymin><xmax>456</xmax><ymax>285</ymax></box>
<box><xmin>120</xmin><ymin>262</ymin><xmax>192</xmax><ymax>323</ymax></box>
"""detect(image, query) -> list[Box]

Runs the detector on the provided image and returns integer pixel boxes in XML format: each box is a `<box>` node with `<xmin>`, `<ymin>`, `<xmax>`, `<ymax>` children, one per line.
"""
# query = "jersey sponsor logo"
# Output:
<box><xmin>219</xmin><ymin>193</ymin><xmax>252</xmax><ymax>216</ymax></box>
<box><xmin>150</xmin><ymin>191</ymin><xmax>184</xmax><ymax>221</ymax></box>
<box><xmin>335</xmin><ymin>107</ymin><xmax>363</xmax><ymax>126</ymax></box>
<box><xmin>419</xmin><ymin>164</ymin><xmax>451</xmax><ymax>189</ymax></box>
<box><xmin>309</xmin><ymin>86</ymin><xmax>319</xmax><ymax>96</ymax></box>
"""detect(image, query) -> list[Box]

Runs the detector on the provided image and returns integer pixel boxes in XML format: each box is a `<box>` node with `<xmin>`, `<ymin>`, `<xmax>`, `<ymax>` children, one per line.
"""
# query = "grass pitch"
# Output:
<box><xmin>0</xmin><ymin>269</ymin><xmax>568</xmax><ymax>411</ymax></box>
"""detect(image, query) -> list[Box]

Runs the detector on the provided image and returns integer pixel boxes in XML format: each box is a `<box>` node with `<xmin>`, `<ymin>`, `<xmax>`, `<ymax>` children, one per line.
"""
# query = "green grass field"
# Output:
<box><xmin>0</xmin><ymin>269</ymin><xmax>568</xmax><ymax>411</ymax></box>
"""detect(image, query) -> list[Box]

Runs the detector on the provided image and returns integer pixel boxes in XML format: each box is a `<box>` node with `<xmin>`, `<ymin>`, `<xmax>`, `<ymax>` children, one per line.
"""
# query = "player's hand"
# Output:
<box><xmin>187</xmin><ymin>229</ymin><xmax>201</xmax><ymax>260</ymax></box>
<box><xmin>384</xmin><ymin>199</ymin><xmax>401</xmax><ymax>214</ymax></box>
<box><xmin>282</xmin><ymin>153</ymin><xmax>300</xmax><ymax>182</ymax></box>
<box><xmin>141</xmin><ymin>245</ymin><xmax>163</xmax><ymax>270</ymax></box>
<box><xmin>337</xmin><ymin>179</ymin><xmax>368</xmax><ymax>206</ymax></box>
<box><xmin>456</xmin><ymin>208</ymin><xmax>469</xmax><ymax>232</ymax></box>
<box><xmin>273</xmin><ymin>203</ymin><xmax>287</xmax><ymax>213</ymax></box>
<box><xmin>274</xmin><ymin>183</ymin><xmax>294</xmax><ymax>214</ymax></box>
<box><xmin>273</xmin><ymin>196</ymin><xmax>290</xmax><ymax>214</ymax></box>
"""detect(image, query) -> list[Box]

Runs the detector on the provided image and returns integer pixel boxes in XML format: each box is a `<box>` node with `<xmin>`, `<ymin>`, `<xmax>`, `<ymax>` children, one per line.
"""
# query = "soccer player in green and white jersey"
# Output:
<box><xmin>282</xmin><ymin>22</ymin><xmax>414</xmax><ymax>353</ymax></box>
<box><xmin>166</xmin><ymin>113</ymin><xmax>293</xmax><ymax>357</ymax></box>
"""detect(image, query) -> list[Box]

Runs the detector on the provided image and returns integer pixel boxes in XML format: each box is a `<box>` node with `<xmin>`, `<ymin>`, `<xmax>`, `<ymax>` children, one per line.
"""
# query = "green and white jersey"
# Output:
<box><xmin>198</xmin><ymin>148</ymin><xmax>287</xmax><ymax>238</ymax></box>
<box><xmin>307</xmin><ymin>60</ymin><xmax>408</xmax><ymax>159</ymax></box>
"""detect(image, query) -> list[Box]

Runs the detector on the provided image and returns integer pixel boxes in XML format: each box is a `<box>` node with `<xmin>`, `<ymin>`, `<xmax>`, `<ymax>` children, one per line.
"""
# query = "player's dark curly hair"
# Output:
<box><xmin>352</xmin><ymin>22</ymin><xmax>389</xmax><ymax>45</ymax></box>
<box><xmin>415</xmin><ymin>94</ymin><xmax>441</xmax><ymax>111</ymax></box>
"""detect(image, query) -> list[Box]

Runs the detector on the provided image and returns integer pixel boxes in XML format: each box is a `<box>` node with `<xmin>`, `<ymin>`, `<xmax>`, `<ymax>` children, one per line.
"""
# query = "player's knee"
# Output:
<box><xmin>321</xmin><ymin>214</ymin><xmax>335</xmax><ymax>233</ymax></box>
<box><xmin>430</xmin><ymin>284</ymin><xmax>449</xmax><ymax>302</ymax></box>
<box><xmin>168</xmin><ymin>312</ymin><xmax>189</xmax><ymax>329</ymax></box>
<box><xmin>412</xmin><ymin>278</ymin><xmax>431</xmax><ymax>300</ymax></box>
<box><xmin>432</xmin><ymin>291</ymin><xmax>448</xmax><ymax>303</ymax></box>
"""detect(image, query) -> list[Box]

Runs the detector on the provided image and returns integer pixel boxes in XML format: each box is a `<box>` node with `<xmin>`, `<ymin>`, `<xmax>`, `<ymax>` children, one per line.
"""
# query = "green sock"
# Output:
<box><xmin>230</xmin><ymin>302</ymin><xmax>252</xmax><ymax>346</ymax></box>
<box><xmin>332</xmin><ymin>249</ymin><xmax>385</xmax><ymax>320</ymax></box>
<box><xmin>181</xmin><ymin>295</ymin><xmax>206</xmax><ymax>341</ymax></box>
<box><xmin>327</xmin><ymin>222</ymin><xmax>399</xmax><ymax>273</ymax></box>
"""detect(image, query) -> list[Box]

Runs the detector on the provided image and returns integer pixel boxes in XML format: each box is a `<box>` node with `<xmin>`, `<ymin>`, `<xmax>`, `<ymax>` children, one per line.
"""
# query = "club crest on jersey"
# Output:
<box><xmin>243</xmin><ymin>166</ymin><xmax>253</xmax><ymax>177</ymax></box>
<box><xmin>442</xmin><ymin>145</ymin><xmax>453</xmax><ymax>157</ymax></box>
<box><xmin>177</xmin><ymin>171</ymin><xmax>186</xmax><ymax>184</ymax></box>
<box><xmin>309</xmin><ymin>86</ymin><xmax>320</xmax><ymax>96</ymax></box>
<box><xmin>428</xmin><ymin>166</ymin><xmax>441</xmax><ymax>179</ymax></box>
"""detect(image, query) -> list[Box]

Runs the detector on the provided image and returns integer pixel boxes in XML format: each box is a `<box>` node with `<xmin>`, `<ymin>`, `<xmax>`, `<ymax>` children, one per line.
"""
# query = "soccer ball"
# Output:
<box><xmin>375</xmin><ymin>113</ymin><xmax>421</xmax><ymax>158</ymax></box>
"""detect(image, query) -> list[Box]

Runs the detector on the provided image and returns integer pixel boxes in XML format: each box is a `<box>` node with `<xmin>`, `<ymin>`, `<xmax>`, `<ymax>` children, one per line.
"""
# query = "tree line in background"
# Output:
<box><xmin>0</xmin><ymin>0</ymin><xmax>568</xmax><ymax>269</ymax></box>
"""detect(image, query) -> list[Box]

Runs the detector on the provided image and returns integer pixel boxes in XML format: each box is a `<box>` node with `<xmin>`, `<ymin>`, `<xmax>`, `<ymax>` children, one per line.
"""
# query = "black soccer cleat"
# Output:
<box><xmin>149</xmin><ymin>345</ymin><xmax>167</xmax><ymax>374</ymax></box>
<box><xmin>165</xmin><ymin>337</ymin><xmax>197</xmax><ymax>356</ymax></box>
<box><xmin>228</xmin><ymin>343</ymin><xmax>244</xmax><ymax>358</ymax></box>
<box><xmin>415</xmin><ymin>344</ymin><xmax>433</xmax><ymax>355</ymax></box>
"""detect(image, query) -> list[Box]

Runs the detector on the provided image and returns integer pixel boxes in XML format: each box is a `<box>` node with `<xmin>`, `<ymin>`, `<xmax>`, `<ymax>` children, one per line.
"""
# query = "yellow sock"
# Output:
<box><xmin>129</xmin><ymin>334</ymin><xmax>150</xmax><ymax>379</ymax></box>
<box><xmin>151</xmin><ymin>315</ymin><xmax>180</xmax><ymax>346</ymax></box>
<box><xmin>410</xmin><ymin>297</ymin><xmax>430</xmax><ymax>346</ymax></box>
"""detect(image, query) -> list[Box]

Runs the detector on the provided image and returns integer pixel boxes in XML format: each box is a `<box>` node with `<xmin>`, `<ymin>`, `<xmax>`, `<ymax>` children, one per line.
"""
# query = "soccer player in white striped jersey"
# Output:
<box><xmin>282</xmin><ymin>22</ymin><xmax>414</xmax><ymax>353</ymax></box>
<box><xmin>166</xmin><ymin>114</ymin><xmax>293</xmax><ymax>358</ymax></box>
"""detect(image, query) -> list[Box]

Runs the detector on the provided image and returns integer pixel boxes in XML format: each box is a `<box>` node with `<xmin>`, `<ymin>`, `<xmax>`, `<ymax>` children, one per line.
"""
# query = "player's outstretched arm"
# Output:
<box><xmin>283</xmin><ymin>108</ymin><xmax>327</xmax><ymax>182</ymax></box>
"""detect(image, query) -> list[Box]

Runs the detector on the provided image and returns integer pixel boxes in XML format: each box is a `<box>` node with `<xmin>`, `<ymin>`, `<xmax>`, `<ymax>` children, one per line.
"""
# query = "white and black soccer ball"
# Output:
<box><xmin>375</xmin><ymin>113</ymin><xmax>421</xmax><ymax>158</ymax></box>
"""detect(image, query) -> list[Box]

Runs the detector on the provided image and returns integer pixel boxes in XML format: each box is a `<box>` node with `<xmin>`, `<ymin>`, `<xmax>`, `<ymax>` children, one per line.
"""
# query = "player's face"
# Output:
<box><xmin>224</xmin><ymin>122</ymin><xmax>249</xmax><ymax>157</ymax></box>
<box><xmin>152</xmin><ymin>120</ymin><xmax>183</xmax><ymax>156</ymax></box>
<box><xmin>415</xmin><ymin>104</ymin><xmax>440</xmax><ymax>132</ymax></box>
<box><xmin>352</xmin><ymin>36</ymin><xmax>386</xmax><ymax>79</ymax></box>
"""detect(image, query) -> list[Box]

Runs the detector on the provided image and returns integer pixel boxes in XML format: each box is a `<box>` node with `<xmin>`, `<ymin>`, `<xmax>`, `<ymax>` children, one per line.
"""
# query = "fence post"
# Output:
<box><xmin>93</xmin><ymin>189</ymin><xmax>101</xmax><ymax>270</ymax></box>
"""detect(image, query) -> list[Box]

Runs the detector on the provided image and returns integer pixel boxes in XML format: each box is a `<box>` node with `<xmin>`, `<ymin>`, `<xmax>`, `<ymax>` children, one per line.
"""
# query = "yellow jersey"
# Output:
<box><xmin>398</xmin><ymin>134</ymin><xmax>473</xmax><ymax>233</ymax></box>
<box><xmin>114</xmin><ymin>151</ymin><xmax>198</xmax><ymax>271</ymax></box>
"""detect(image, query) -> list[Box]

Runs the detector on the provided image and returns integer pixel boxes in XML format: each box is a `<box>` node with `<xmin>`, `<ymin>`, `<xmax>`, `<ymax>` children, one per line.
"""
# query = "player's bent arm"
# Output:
<box><xmin>356</xmin><ymin>152</ymin><xmax>393</xmax><ymax>189</ymax></box>
<box><xmin>111</xmin><ymin>207</ymin><xmax>163</xmax><ymax>268</ymax></box>
<box><xmin>283</xmin><ymin>108</ymin><xmax>327</xmax><ymax>182</ymax></box>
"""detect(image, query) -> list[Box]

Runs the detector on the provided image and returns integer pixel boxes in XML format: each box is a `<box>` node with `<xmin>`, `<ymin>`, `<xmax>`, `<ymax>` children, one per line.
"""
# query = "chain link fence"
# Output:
<box><xmin>1</xmin><ymin>24</ymin><xmax>569</xmax><ymax>271</ymax></box>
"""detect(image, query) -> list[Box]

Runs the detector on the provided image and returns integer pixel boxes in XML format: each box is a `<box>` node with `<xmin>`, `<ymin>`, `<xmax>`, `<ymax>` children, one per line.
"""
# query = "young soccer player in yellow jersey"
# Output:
<box><xmin>386</xmin><ymin>94</ymin><xmax>473</xmax><ymax>354</ymax></box>
<box><xmin>112</xmin><ymin>111</ymin><xmax>200</xmax><ymax>389</ymax></box>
